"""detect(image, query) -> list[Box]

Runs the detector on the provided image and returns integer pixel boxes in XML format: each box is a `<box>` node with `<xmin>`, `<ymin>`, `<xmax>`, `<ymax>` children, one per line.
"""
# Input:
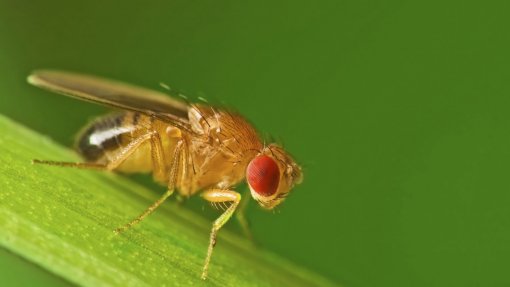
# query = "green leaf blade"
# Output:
<box><xmin>0</xmin><ymin>115</ymin><xmax>338</xmax><ymax>287</ymax></box>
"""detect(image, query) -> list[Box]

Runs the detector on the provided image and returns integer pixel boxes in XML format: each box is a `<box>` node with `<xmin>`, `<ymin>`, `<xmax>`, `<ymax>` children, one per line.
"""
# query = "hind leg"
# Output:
<box><xmin>33</xmin><ymin>132</ymin><xmax>157</xmax><ymax>171</ymax></box>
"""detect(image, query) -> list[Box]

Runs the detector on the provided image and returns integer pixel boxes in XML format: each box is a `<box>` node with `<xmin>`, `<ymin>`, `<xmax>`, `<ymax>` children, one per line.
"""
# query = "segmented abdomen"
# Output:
<box><xmin>75</xmin><ymin>112</ymin><xmax>139</xmax><ymax>162</ymax></box>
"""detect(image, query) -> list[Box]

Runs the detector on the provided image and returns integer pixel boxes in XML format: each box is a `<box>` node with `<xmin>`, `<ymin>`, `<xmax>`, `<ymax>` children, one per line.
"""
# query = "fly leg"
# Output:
<box><xmin>148</xmin><ymin>131</ymin><xmax>168</xmax><ymax>181</ymax></box>
<box><xmin>32</xmin><ymin>132</ymin><xmax>157</xmax><ymax>171</ymax></box>
<box><xmin>200</xmin><ymin>189</ymin><xmax>241</xmax><ymax>280</ymax></box>
<box><xmin>114</xmin><ymin>139</ymin><xmax>184</xmax><ymax>234</ymax></box>
<box><xmin>236</xmin><ymin>191</ymin><xmax>255</xmax><ymax>244</ymax></box>
<box><xmin>32</xmin><ymin>160</ymin><xmax>106</xmax><ymax>169</ymax></box>
<box><xmin>33</xmin><ymin>130</ymin><xmax>183</xmax><ymax>234</ymax></box>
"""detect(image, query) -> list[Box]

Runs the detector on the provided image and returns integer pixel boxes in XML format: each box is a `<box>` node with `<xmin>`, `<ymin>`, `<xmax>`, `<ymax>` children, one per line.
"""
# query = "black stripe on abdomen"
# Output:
<box><xmin>76</xmin><ymin>113</ymin><xmax>135</xmax><ymax>162</ymax></box>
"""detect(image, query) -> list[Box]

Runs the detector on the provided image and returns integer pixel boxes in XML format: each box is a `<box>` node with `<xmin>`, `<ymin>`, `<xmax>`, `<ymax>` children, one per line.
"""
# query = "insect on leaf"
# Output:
<box><xmin>0</xmin><ymin>114</ymin><xmax>339</xmax><ymax>287</ymax></box>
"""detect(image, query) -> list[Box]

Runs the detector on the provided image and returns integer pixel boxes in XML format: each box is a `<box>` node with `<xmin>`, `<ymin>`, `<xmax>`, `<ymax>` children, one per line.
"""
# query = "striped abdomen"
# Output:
<box><xmin>75</xmin><ymin>111</ymin><xmax>182</xmax><ymax>183</ymax></box>
<box><xmin>75</xmin><ymin>112</ymin><xmax>152</xmax><ymax>171</ymax></box>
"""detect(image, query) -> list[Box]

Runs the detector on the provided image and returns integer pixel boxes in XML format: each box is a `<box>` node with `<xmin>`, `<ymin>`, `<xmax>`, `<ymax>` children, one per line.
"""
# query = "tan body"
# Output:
<box><xmin>28</xmin><ymin>70</ymin><xmax>302</xmax><ymax>280</ymax></box>
<box><xmin>77</xmin><ymin>106</ymin><xmax>262</xmax><ymax>196</ymax></box>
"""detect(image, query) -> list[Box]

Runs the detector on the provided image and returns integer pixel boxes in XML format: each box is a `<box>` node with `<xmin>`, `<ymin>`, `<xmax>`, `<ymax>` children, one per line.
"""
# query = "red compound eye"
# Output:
<box><xmin>246</xmin><ymin>155</ymin><xmax>280</xmax><ymax>196</ymax></box>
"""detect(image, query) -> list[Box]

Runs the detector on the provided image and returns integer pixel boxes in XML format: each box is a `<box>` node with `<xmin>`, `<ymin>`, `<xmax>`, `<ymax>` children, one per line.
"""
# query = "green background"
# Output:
<box><xmin>1</xmin><ymin>1</ymin><xmax>509</xmax><ymax>286</ymax></box>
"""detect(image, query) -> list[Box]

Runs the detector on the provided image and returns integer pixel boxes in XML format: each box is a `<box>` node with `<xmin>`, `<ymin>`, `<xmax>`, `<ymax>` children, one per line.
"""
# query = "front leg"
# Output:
<box><xmin>200</xmin><ymin>189</ymin><xmax>241</xmax><ymax>280</ymax></box>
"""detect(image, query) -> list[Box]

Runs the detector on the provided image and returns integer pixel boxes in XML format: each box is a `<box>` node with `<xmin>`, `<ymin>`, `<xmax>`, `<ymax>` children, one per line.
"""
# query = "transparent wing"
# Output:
<box><xmin>28</xmin><ymin>70</ymin><xmax>190</xmax><ymax>129</ymax></box>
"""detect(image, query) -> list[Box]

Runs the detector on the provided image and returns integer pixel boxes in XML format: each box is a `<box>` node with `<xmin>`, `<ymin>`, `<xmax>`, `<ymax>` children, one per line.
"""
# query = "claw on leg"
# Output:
<box><xmin>114</xmin><ymin>188</ymin><xmax>174</xmax><ymax>234</ymax></box>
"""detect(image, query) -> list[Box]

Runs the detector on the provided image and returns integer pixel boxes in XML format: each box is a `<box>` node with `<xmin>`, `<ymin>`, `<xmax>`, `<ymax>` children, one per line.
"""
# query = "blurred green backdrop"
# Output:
<box><xmin>1</xmin><ymin>1</ymin><xmax>510</xmax><ymax>286</ymax></box>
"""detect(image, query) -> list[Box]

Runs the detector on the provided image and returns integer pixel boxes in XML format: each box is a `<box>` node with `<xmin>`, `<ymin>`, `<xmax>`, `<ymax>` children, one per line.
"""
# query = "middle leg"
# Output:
<box><xmin>114</xmin><ymin>139</ymin><xmax>184</xmax><ymax>234</ymax></box>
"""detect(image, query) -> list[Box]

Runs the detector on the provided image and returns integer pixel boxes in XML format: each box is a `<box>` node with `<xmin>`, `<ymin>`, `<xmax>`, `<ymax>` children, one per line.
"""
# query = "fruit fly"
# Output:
<box><xmin>27</xmin><ymin>70</ymin><xmax>303</xmax><ymax>279</ymax></box>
